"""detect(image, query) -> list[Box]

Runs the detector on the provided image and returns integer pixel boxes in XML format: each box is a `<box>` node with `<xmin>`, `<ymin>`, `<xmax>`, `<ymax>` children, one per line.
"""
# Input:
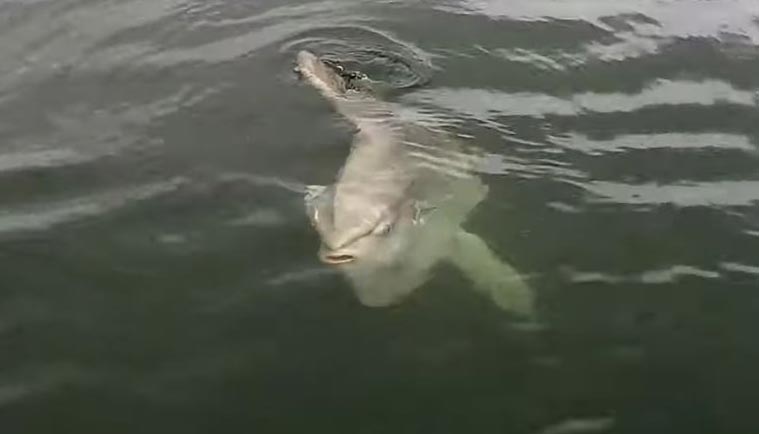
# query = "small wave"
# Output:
<box><xmin>472</xmin><ymin>153</ymin><xmax>587</xmax><ymax>181</ymax></box>
<box><xmin>216</xmin><ymin>172</ymin><xmax>307</xmax><ymax>194</ymax></box>
<box><xmin>226</xmin><ymin>208</ymin><xmax>285</xmax><ymax>227</ymax></box>
<box><xmin>404</xmin><ymin>79</ymin><xmax>756</xmax><ymax>119</ymax></box>
<box><xmin>564</xmin><ymin>265</ymin><xmax>721</xmax><ymax>285</ymax></box>
<box><xmin>0</xmin><ymin>363</ymin><xmax>94</xmax><ymax>408</ymax></box>
<box><xmin>0</xmin><ymin>148</ymin><xmax>91</xmax><ymax>174</ymax></box>
<box><xmin>720</xmin><ymin>261</ymin><xmax>759</xmax><ymax>277</ymax></box>
<box><xmin>0</xmin><ymin>178</ymin><xmax>185</xmax><ymax>237</ymax></box>
<box><xmin>266</xmin><ymin>266</ymin><xmax>337</xmax><ymax>286</ymax></box>
<box><xmin>535</xmin><ymin>417</ymin><xmax>615</xmax><ymax>434</ymax></box>
<box><xmin>577</xmin><ymin>180</ymin><xmax>759</xmax><ymax>207</ymax></box>
<box><xmin>433</xmin><ymin>1</ymin><xmax>759</xmax><ymax>67</ymax></box>
<box><xmin>0</xmin><ymin>0</ymin><xmax>186</xmax><ymax>93</ymax></box>
<box><xmin>438</xmin><ymin>0</ymin><xmax>759</xmax><ymax>43</ymax></box>
<box><xmin>552</xmin><ymin>132</ymin><xmax>757</xmax><ymax>155</ymax></box>
<box><xmin>140</xmin><ymin>16</ymin><xmax>365</xmax><ymax>66</ymax></box>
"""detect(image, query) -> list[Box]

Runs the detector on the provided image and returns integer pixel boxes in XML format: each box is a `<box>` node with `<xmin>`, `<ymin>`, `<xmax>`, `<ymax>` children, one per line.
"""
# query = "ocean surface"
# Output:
<box><xmin>1</xmin><ymin>1</ymin><xmax>759</xmax><ymax>433</ymax></box>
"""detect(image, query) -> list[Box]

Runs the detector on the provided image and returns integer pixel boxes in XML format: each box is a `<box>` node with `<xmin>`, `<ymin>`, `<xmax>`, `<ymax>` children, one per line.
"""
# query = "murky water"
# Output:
<box><xmin>1</xmin><ymin>1</ymin><xmax>759</xmax><ymax>433</ymax></box>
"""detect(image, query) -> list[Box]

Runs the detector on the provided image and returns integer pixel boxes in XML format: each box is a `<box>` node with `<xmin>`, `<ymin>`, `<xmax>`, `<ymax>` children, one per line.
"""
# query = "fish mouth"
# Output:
<box><xmin>295</xmin><ymin>51</ymin><xmax>329</xmax><ymax>79</ymax></box>
<box><xmin>320</xmin><ymin>253</ymin><xmax>357</xmax><ymax>265</ymax></box>
<box><xmin>294</xmin><ymin>50</ymin><xmax>348</xmax><ymax>95</ymax></box>
<box><xmin>295</xmin><ymin>50</ymin><xmax>317</xmax><ymax>74</ymax></box>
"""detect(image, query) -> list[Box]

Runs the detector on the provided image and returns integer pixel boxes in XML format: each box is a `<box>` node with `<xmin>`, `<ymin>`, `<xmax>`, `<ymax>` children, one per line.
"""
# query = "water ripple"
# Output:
<box><xmin>0</xmin><ymin>148</ymin><xmax>89</xmax><ymax>174</ymax></box>
<box><xmin>280</xmin><ymin>24</ymin><xmax>435</xmax><ymax>89</ymax></box>
<box><xmin>0</xmin><ymin>364</ymin><xmax>92</xmax><ymax>408</ymax></box>
<box><xmin>1</xmin><ymin>1</ymin><xmax>757</xmax><ymax>429</ymax></box>
<box><xmin>439</xmin><ymin>0</ymin><xmax>759</xmax><ymax>44</ymax></box>
<box><xmin>404</xmin><ymin>79</ymin><xmax>756</xmax><ymax>119</ymax></box>
<box><xmin>720</xmin><ymin>261</ymin><xmax>759</xmax><ymax>277</ymax></box>
<box><xmin>577</xmin><ymin>180</ymin><xmax>759</xmax><ymax>207</ymax></box>
<box><xmin>552</xmin><ymin>132</ymin><xmax>757</xmax><ymax>155</ymax></box>
<box><xmin>565</xmin><ymin>265</ymin><xmax>722</xmax><ymax>284</ymax></box>
<box><xmin>0</xmin><ymin>178</ymin><xmax>185</xmax><ymax>237</ymax></box>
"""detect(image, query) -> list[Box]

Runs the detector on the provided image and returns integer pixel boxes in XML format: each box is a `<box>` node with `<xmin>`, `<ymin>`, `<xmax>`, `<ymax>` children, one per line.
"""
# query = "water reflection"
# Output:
<box><xmin>442</xmin><ymin>0</ymin><xmax>759</xmax><ymax>45</ymax></box>
<box><xmin>553</xmin><ymin>132</ymin><xmax>757</xmax><ymax>154</ymax></box>
<box><xmin>536</xmin><ymin>417</ymin><xmax>615</xmax><ymax>434</ymax></box>
<box><xmin>579</xmin><ymin>180</ymin><xmax>759</xmax><ymax>207</ymax></box>
<box><xmin>0</xmin><ymin>178</ymin><xmax>184</xmax><ymax>236</ymax></box>
<box><xmin>2</xmin><ymin>0</ymin><xmax>758</xmax><ymax>431</ymax></box>
<box><xmin>405</xmin><ymin>79</ymin><xmax>755</xmax><ymax>118</ymax></box>
<box><xmin>565</xmin><ymin>265</ymin><xmax>721</xmax><ymax>284</ymax></box>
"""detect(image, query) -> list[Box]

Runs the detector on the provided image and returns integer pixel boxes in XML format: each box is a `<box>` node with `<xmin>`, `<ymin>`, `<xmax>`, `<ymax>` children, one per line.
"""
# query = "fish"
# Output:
<box><xmin>295</xmin><ymin>50</ymin><xmax>534</xmax><ymax>317</ymax></box>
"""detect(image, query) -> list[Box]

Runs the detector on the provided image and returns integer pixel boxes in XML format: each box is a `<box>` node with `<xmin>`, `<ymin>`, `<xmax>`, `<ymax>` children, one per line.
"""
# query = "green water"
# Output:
<box><xmin>1</xmin><ymin>1</ymin><xmax>759</xmax><ymax>433</ymax></box>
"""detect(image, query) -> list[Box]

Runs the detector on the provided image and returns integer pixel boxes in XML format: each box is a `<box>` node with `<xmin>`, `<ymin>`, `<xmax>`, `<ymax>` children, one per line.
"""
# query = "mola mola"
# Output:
<box><xmin>295</xmin><ymin>50</ymin><xmax>534</xmax><ymax>317</ymax></box>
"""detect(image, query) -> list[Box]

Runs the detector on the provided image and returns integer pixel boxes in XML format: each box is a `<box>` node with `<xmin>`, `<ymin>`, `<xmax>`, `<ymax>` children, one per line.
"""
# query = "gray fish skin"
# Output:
<box><xmin>297</xmin><ymin>50</ymin><xmax>535</xmax><ymax>317</ymax></box>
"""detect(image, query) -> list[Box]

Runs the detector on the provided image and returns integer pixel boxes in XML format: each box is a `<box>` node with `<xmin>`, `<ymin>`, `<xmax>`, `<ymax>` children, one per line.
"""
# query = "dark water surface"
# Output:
<box><xmin>2</xmin><ymin>1</ymin><xmax>759</xmax><ymax>433</ymax></box>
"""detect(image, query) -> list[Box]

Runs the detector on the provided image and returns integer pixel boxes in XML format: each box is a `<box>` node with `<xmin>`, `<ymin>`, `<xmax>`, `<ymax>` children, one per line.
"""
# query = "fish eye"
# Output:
<box><xmin>374</xmin><ymin>221</ymin><xmax>393</xmax><ymax>236</ymax></box>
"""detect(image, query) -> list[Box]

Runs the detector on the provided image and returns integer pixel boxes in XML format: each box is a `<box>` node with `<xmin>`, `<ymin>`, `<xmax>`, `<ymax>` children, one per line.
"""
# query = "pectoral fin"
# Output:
<box><xmin>305</xmin><ymin>185</ymin><xmax>327</xmax><ymax>203</ymax></box>
<box><xmin>412</xmin><ymin>200</ymin><xmax>437</xmax><ymax>225</ymax></box>
<box><xmin>448</xmin><ymin>230</ymin><xmax>535</xmax><ymax>319</ymax></box>
<box><xmin>305</xmin><ymin>185</ymin><xmax>334</xmax><ymax>225</ymax></box>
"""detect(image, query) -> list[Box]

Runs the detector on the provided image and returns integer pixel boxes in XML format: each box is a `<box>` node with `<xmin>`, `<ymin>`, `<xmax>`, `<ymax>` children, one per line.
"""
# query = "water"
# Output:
<box><xmin>1</xmin><ymin>0</ymin><xmax>758</xmax><ymax>432</ymax></box>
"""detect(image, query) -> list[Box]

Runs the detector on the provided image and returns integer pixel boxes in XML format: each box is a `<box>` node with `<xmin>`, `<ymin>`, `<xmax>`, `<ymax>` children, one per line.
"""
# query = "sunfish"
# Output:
<box><xmin>295</xmin><ymin>50</ymin><xmax>534</xmax><ymax>317</ymax></box>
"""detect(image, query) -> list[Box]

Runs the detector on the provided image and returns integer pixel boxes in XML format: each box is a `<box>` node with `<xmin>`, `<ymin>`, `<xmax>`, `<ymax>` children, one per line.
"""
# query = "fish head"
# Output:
<box><xmin>295</xmin><ymin>50</ymin><xmax>348</xmax><ymax>97</ymax></box>
<box><xmin>306</xmin><ymin>185</ymin><xmax>420</xmax><ymax>267</ymax></box>
<box><xmin>304</xmin><ymin>176</ymin><xmax>489</xmax><ymax>308</ymax></box>
<box><xmin>307</xmin><ymin>185</ymin><xmax>444</xmax><ymax>307</ymax></box>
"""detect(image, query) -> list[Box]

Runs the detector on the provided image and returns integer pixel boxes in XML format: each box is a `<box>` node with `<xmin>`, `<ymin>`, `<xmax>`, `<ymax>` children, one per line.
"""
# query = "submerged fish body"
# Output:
<box><xmin>296</xmin><ymin>50</ymin><xmax>534</xmax><ymax>316</ymax></box>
